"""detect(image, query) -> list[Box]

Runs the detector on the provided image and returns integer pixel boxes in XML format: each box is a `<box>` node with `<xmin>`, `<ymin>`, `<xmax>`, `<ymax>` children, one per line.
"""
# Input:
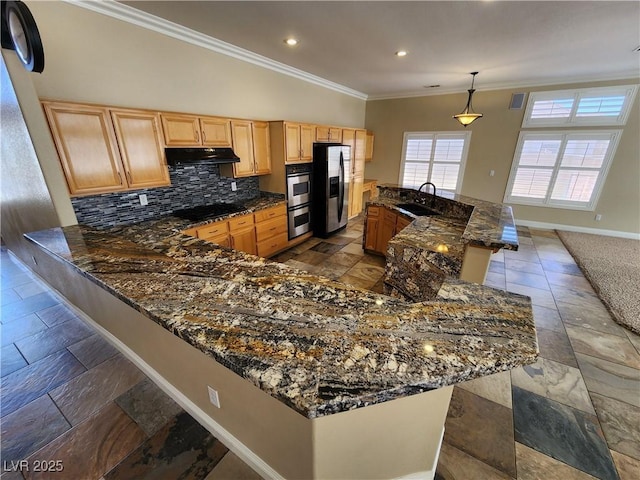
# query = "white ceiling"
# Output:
<box><xmin>118</xmin><ymin>0</ymin><xmax>640</xmax><ymax>99</ymax></box>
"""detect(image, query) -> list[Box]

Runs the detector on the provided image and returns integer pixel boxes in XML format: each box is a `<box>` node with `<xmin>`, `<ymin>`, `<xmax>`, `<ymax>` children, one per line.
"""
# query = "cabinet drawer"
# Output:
<box><xmin>196</xmin><ymin>221</ymin><xmax>228</xmax><ymax>239</ymax></box>
<box><xmin>207</xmin><ymin>233</ymin><xmax>230</xmax><ymax>248</ymax></box>
<box><xmin>255</xmin><ymin>216</ymin><xmax>288</xmax><ymax>242</ymax></box>
<box><xmin>254</xmin><ymin>204</ymin><xmax>286</xmax><ymax>223</ymax></box>
<box><xmin>367</xmin><ymin>206</ymin><xmax>380</xmax><ymax>217</ymax></box>
<box><xmin>257</xmin><ymin>232</ymin><xmax>289</xmax><ymax>258</ymax></box>
<box><xmin>229</xmin><ymin>214</ymin><xmax>254</xmax><ymax>231</ymax></box>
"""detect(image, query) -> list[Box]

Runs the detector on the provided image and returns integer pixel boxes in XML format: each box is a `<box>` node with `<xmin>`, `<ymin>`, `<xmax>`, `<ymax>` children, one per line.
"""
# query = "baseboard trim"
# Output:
<box><xmin>17</xmin><ymin>257</ymin><xmax>284</xmax><ymax>480</ymax></box>
<box><xmin>515</xmin><ymin>219</ymin><xmax>640</xmax><ymax>240</ymax></box>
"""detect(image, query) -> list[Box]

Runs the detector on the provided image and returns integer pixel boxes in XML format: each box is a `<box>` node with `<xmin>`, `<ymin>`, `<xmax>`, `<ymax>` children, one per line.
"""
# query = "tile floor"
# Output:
<box><xmin>1</xmin><ymin>217</ymin><xmax>639</xmax><ymax>479</ymax></box>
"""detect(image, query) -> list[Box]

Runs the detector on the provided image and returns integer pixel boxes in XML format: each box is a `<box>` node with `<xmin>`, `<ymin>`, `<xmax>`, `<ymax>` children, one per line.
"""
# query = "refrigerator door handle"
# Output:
<box><xmin>338</xmin><ymin>151</ymin><xmax>345</xmax><ymax>221</ymax></box>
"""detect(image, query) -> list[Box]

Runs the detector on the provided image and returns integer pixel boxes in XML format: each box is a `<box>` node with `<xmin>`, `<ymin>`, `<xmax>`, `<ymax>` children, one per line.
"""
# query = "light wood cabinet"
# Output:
<box><xmin>221</xmin><ymin>120</ymin><xmax>271</xmax><ymax>178</ymax></box>
<box><xmin>365</xmin><ymin>131</ymin><xmax>375</xmax><ymax>162</ymax></box>
<box><xmin>396</xmin><ymin>215</ymin><xmax>411</xmax><ymax>233</ymax></box>
<box><xmin>346</xmin><ymin>129</ymin><xmax>367</xmax><ymax>218</ymax></box>
<box><xmin>364</xmin><ymin>206</ymin><xmax>379</xmax><ymax>251</ymax></box>
<box><xmin>201</xmin><ymin>117</ymin><xmax>232</xmax><ymax>147</ymax></box>
<box><xmin>43</xmin><ymin>101</ymin><xmax>169</xmax><ymax>196</ymax></box>
<box><xmin>161</xmin><ymin>113</ymin><xmax>232</xmax><ymax>147</ymax></box>
<box><xmin>316</xmin><ymin>126</ymin><xmax>342</xmax><ymax>143</ymax></box>
<box><xmin>252</xmin><ymin>121</ymin><xmax>271</xmax><ymax>175</ymax></box>
<box><xmin>229</xmin><ymin>213</ymin><xmax>256</xmax><ymax>255</ymax></box>
<box><xmin>255</xmin><ymin>204</ymin><xmax>288</xmax><ymax>257</ymax></box>
<box><xmin>378</xmin><ymin>208</ymin><xmax>397</xmax><ymax>254</ymax></box>
<box><xmin>278</xmin><ymin>122</ymin><xmax>315</xmax><ymax>164</ymax></box>
<box><xmin>364</xmin><ymin>206</ymin><xmax>411</xmax><ymax>255</ymax></box>
<box><xmin>110</xmin><ymin>109</ymin><xmax>170</xmax><ymax>189</ymax></box>
<box><xmin>230</xmin><ymin>120</ymin><xmax>256</xmax><ymax>177</ymax></box>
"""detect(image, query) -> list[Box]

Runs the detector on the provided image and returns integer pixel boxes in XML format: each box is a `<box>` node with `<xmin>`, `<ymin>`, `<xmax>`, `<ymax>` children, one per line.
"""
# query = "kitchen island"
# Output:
<box><xmin>24</xmin><ymin>194</ymin><xmax>537</xmax><ymax>480</ymax></box>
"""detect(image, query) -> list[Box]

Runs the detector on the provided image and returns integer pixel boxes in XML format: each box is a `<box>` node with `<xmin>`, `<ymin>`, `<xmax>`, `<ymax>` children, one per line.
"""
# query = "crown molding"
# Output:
<box><xmin>63</xmin><ymin>0</ymin><xmax>368</xmax><ymax>100</ymax></box>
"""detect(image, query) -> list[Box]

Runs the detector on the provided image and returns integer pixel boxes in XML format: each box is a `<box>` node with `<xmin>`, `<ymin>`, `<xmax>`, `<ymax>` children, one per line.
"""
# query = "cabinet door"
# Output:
<box><xmin>299</xmin><ymin>124</ymin><xmax>315</xmax><ymax>162</ymax></box>
<box><xmin>315</xmin><ymin>126</ymin><xmax>330</xmax><ymax>142</ymax></box>
<box><xmin>111</xmin><ymin>109</ymin><xmax>170</xmax><ymax>189</ymax></box>
<box><xmin>396</xmin><ymin>215</ymin><xmax>411</xmax><ymax>233</ymax></box>
<box><xmin>342</xmin><ymin>129</ymin><xmax>356</xmax><ymax>165</ymax></box>
<box><xmin>161</xmin><ymin>114</ymin><xmax>201</xmax><ymax>146</ymax></box>
<box><xmin>231</xmin><ymin>120</ymin><xmax>256</xmax><ymax>177</ymax></box>
<box><xmin>230</xmin><ymin>227</ymin><xmax>257</xmax><ymax>255</ymax></box>
<box><xmin>329</xmin><ymin>128</ymin><xmax>342</xmax><ymax>143</ymax></box>
<box><xmin>42</xmin><ymin>101</ymin><xmax>125</xmax><ymax>195</ymax></box>
<box><xmin>377</xmin><ymin>208</ymin><xmax>397</xmax><ymax>254</ymax></box>
<box><xmin>349</xmin><ymin>175</ymin><xmax>364</xmax><ymax>218</ymax></box>
<box><xmin>200</xmin><ymin>117</ymin><xmax>232</xmax><ymax>147</ymax></box>
<box><xmin>365</xmin><ymin>131</ymin><xmax>375</xmax><ymax>162</ymax></box>
<box><xmin>354</xmin><ymin>129</ymin><xmax>367</xmax><ymax>177</ymax></box>
<box><xmin>284</xmin><ymin>123</ymin><xmax>301</xmax><ymax>163</ymax></box>
<box><xmin>364</xmin><ymin>215</ymin><xmax>379</xmax><ymax>251</ymax></box>
<box><xmin>252</xmin><ymin>121</ymin><xmax>271</xmax><ymax>175</ymax></box>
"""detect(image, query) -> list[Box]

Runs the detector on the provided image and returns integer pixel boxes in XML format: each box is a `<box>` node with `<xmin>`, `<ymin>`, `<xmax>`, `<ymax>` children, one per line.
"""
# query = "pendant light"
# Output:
<box><xmin>453</xmin><ymin>72</ymin><xmax>483</xmax><ymax>127</ymax></box>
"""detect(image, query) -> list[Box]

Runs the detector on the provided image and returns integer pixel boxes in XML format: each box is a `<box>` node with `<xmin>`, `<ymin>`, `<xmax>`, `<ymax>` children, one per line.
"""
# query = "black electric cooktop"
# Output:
<box><xmin>172</xmin><ymin>203</ymin><xmax>245</xmax><ymax>222</ymax></box>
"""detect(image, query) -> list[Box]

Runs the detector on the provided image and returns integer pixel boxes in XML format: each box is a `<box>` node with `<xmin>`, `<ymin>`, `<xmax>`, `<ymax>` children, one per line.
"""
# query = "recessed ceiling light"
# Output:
<box><xmin>284</xmin><ymin>38</ymin><xmax>298</xmax><ymax>46</ymax></box>
<box><xmin>395</xmin><ymin>50</ymin><xmax>408</xmax><ymax>57</ymax></box>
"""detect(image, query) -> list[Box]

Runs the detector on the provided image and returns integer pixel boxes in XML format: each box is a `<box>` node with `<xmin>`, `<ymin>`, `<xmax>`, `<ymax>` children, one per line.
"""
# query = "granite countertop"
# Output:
<box><xmin>25</xmin><ymin>195</ymin><xmax>537</xmax><ymax>419</ymax></box>
<box><xmin>373</xmin><ymin>185</ymin><xmax>519</xmax><ymax>252</ymax></box>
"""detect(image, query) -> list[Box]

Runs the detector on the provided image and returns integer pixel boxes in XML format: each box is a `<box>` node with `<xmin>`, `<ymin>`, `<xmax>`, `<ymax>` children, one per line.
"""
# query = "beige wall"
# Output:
<box><xmin>0</xmin><ymin>52</ymin><xmax>75</xmax><ymax>263</ymax></box>
<box><xmin>365</xmin><ymin>79</ymin><xmax>640</xmax><ymax>235</ymax></box>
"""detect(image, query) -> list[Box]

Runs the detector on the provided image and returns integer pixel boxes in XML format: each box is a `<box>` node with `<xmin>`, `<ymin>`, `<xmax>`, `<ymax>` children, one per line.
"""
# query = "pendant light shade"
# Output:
<box><xmin>453</xmin><ymin>72</ymin><xmax>483</xmax><ymax>127</ymax></box>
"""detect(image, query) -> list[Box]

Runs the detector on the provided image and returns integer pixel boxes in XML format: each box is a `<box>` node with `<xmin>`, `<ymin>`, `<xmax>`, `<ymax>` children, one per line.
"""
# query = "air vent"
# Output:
<box><xmin>509</xmin><ymin>93</ymin><xmax>526</xmax><ymax>110</ymax></box>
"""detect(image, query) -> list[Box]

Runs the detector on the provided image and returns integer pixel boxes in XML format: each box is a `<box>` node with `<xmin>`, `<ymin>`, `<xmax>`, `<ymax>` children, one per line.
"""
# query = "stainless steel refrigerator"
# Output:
<box><xmin>312</xmin><ymin>143</ymin><xmax>350</xmax><ymax>237</ymax></box>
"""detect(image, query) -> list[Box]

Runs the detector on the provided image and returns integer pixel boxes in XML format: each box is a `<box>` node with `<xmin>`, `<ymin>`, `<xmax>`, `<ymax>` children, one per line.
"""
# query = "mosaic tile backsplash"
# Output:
<box><xmin>71</xmin><ymin>163</ymin><xmax>261</xmax><ymax>229</ymax></box>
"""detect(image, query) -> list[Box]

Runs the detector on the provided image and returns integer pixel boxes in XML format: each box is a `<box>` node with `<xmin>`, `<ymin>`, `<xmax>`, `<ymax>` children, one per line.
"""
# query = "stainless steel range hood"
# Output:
<box><xmin>165</xmin><ymin>147</ymin><xmax>240</xmax><ymax>166</ymax></box>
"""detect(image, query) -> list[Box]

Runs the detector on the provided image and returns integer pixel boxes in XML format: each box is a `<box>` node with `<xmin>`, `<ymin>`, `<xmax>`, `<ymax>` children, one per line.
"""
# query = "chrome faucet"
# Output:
<box><xmin>418</xmin><ymin>182</ymin><xmax>437</xmax><ymax>207</ymax></box>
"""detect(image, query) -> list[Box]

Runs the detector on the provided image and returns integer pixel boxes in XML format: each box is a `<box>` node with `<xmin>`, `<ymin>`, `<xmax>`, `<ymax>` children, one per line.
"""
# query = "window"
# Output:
<box><xmin>504</xmin><ymin>131</ymin><xmax>621</xmax><ymax>210</ymax></box>
<box><xmin>399</xmin><ymin>132</ymin><xmax>470</xmax><ymax>193</ymax></box>
<box><xmin>522</xmin><ymin>85</ymin><xmax>637</xmax><ymax>127</ymax></box>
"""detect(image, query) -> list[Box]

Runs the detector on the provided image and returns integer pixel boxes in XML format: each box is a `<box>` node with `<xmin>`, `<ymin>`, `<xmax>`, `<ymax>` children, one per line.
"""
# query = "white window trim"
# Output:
<box><xmin>522</xmin><ymin>84</ymin><xmax>638</xmax><ymax>128</ymax></box>
<box><xmin>504</xmin><ymin>130</ymin><xmax>622</xmax><ymax>211</ymax></box>
<box><xmin>398</xmin><ymin>131</ymin><xmax>471</xmax><ymax>194</ymax></box>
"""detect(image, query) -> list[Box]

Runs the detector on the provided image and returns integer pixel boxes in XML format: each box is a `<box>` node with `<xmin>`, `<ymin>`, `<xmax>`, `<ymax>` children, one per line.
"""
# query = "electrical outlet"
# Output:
<box><xmin>207</xmin><ymin>386</ymin><xmax>220</xmax><ymax>408</ymax></box>
<box><xmin>231</xmin><ymin>181</ymin><xmax>237</xmax><ymax>192</ymax></box>
<box><xmin>139</xmin><ymin>194</ymin><xmax>149</xmax><ymax>206</ymax></box>
<box><xmin>595</xmin><ymin>214</ymin><xmax>602</xmax><ymax>221</ymax></box>
<box><xmin>489</xmin><ymin>170</ymin><xmax>495</xmax><ymax>177</ymax></box>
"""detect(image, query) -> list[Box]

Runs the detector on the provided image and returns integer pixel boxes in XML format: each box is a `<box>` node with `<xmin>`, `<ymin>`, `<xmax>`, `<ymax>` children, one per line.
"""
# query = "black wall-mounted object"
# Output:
<box><xmin>165</xmin><ymin>147</ymin><xmax>241</xmax><ymax>166</ymax></box>
<box><xmin>1</xmin><ymin>1</ymin><xmax>45</xmax><ymax>73</ymax></box>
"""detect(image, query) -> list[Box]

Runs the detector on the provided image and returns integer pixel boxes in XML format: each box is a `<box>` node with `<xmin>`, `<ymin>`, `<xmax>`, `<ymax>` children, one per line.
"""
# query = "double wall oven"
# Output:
<box><xmin>285</xmin><ymin>163</ymin><xmax>312</xmax><ymax>239</ymax></box>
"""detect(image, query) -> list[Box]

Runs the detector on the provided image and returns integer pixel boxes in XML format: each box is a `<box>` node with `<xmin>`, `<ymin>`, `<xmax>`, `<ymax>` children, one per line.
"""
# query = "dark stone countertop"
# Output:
<box><xmin>25</xmin><ymin>194</ymin><xmax>537</xmax><ymax>419</ymax></box>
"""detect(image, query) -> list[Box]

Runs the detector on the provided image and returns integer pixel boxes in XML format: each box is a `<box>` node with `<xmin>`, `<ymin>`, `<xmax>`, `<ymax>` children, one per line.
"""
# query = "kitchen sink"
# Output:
<box><xmin>396</xmin><ymin>203</ymin><xmax>441</xmax><ymax>216</ymax></box>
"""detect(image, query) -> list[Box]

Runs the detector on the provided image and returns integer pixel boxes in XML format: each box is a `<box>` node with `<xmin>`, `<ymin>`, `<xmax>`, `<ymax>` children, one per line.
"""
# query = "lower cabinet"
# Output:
<box><xmin>364</xmin><ymin>206</ymin><xmax>412</xmax><ymax>255</ymax></box>
<box><xmin>255</xmin><ymin>205</ymin><xmax>288</xmax><ymax>258</ymax></box>
<box><xmin>181</xmin><ymin>204</ymin><xmax>288</xmax><ymax>258</ymax></box>
<box><xmin>229</xmin><ymin>214</ymin><xmax>257</xmax><ymax>255</ymax></box>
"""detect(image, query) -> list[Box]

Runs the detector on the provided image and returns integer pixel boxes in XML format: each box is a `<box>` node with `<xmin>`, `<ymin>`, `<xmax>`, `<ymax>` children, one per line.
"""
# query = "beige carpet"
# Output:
<box><xmin>557</xmin><ymin>230</ymin><xmax>640</xmax><ymax>334</ymax></box>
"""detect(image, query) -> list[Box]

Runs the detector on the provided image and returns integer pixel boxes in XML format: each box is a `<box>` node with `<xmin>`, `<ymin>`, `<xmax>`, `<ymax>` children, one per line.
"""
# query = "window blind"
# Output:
<box><xmin>505</xmin><ymin>131</ymin><xmax>620</xmax><ymax>210</ymax></box>
<box><xmin>400</xmin><ymin>133</ymin><xmax>470</xmax><ymax>193</ymax></box>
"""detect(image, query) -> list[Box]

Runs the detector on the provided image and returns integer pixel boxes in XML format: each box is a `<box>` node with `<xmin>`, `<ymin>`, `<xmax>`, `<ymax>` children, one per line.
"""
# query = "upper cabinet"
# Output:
<box><xmin>282</xmin><ymin>122</ymin><xmax>315</xmax><ymax>163</ymax></box>
<box><xmin>220</xmin><ymin>120</ymin><xmax>271</xmax><ymax>178</ymax></box>
<box><xmin>316</xmin><ymin>126</ymin><xmax>342</xmax><ymax>143</ymax></box>
<box><xmin>110</xmin><ymin>109</ymin><xmax>170</xmax><ymax>189</ymax></box>
<box><xmin>161</xmin><ymin>113</ymin><xmax>232</xmax><ymax>147</ymax></box>
<box><xmin>252</xmin><ymin>121</ymin><xmax>272</xmax><ymax>175</ymax></box>
<box><xmin>42</xmin><ymin>101</ymin><xmax>169</xmax><ymax>196</ymax></box>
<box><xmin>365</xmin><ymin>130</ymin><xmax>375</xmax><ymax>162</ymax></box>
